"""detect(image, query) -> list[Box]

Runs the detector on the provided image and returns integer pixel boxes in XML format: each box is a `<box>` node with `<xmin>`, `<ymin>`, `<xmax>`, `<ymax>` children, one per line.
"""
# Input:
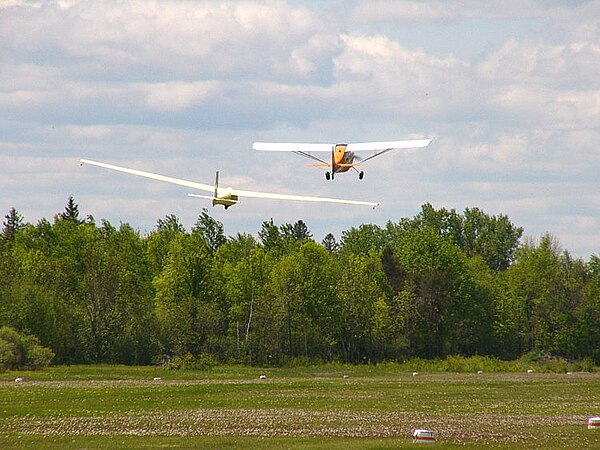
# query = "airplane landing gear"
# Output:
<box><xmin>325</xmin><ymin>172</ymin><xmax>331</xmax><ymax>180</ymax></box>
<box><xmin>359</xmin><ymin>171</ymin><xmax>364</xmax><ymax>180</ymax></box>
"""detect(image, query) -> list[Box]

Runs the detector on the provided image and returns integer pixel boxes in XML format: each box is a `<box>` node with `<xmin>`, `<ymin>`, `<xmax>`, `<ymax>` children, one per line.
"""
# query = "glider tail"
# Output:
<box><xmin>212</xmin><ymin>170</ymin><xmax>219</xmax><ymax>207</ymax></box>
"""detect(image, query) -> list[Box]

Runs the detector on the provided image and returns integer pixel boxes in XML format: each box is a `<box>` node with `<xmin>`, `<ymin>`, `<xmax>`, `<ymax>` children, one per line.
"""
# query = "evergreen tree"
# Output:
<box><xmin>321</xmin><ymin>233</ymin><xmax>339</xmax><ymax>253</ymax></box>
<box><xmin>291</xmin><ymin>220</ymin><xmax>312</xmax><ymax>241</ymax></box>
<box><xmin>60</xmin><ymin>196</ymin><xmax>83</xmax><ymax>223</ymax></box>
<box><xmin>2</xmin><ymin>207</ymin><xmax>25</xmax><ymax>242</ymax></box>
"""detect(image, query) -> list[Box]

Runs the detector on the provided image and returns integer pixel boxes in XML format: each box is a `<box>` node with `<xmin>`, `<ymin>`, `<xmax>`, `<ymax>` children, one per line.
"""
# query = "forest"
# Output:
<box><xmin>1</xmin><ymin>198</ymin><xmax>599</xmax><ymax>367</ymax></box>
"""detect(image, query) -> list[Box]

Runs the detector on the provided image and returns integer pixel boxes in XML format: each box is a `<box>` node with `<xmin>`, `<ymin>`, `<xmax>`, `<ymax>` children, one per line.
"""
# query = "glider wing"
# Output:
<box><xmin>80</xmin><ymin>158</ymin><xmax>215</xmax><ymax>192</ymax></box>
<box><xmin>80</xmin><ymin>159</ymin><xmax>379</xmax><ymax>208</ymax></box>
<box><xmin>233</xmin><ymin>187</ymin><xmax>377</xmax><ymax>208</ymax></box>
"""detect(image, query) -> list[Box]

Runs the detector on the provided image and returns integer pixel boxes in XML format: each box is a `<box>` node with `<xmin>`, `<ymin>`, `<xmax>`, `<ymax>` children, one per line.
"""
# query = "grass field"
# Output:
<box><xmin>1</xmin><ymin>364</ymin><xmax>599</xmax><ymax>448</ymax></box>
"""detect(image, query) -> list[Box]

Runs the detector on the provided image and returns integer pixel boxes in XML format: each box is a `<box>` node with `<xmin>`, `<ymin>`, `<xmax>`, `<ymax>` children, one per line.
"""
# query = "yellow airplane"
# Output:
<box><xmin>80</xmin><ymin>159</ymin><xmax>379</xmax><ymax>209</ymax></box>
<box><xmin>253</xmin><ymin>139</ymin><xmax>432</xmax><ymax>180</ymax></box>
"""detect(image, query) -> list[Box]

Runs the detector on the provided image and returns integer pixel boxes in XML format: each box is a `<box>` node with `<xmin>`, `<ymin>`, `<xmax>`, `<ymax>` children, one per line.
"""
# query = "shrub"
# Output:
<box><xmin>281</xmin><ymin>355</ymin><xmax>325</xmax><ymax>368</ymax></box>
<box><xmin>0</xmin><ymin>339</ymin><xmax>17</xmax><ymax>370</ymax></box>
<box><xmin>165</xmin><ymin>352</ymin><xmax>219</xmax><ymax>370</ymax></box>
<box><xmin>0</xmin><ymin>326</ymin><xmax>55</xmax><ymax>371</ymax></box>
<box><xmin>25</xmin><ymin>344</ymin><xmax>55</xmax><ymax>369</ymax></box>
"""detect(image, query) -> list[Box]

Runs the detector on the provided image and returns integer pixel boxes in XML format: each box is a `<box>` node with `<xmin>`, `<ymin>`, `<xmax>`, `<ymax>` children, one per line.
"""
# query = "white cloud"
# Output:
<box><xmin>0</xmin><ymin>89</ymin><xmax>57</xmax><ymax>109</ymax></box>
<box><xmin>61</xmin><ymin>124</ymin><xmax>114</xmax><ymax>140</ymax></box>
<box><xmin>349</xmin><ymin>0</ymin><xmax>582</xmax><ymax>23</ymax></box>
<box><xmin>478</xmin><ymin>39</ymin><xmax>600</xmax><ymax>87</ymax></box>
<box><xmin>0</xmin><ymin>0</ymin><xmax>334</xmax><ymax>82</ymax></box>
<box><xmin>329</xmin><ymin>34</ymin><xmax>471</xmax><ymax>119</ymax></box>
<box><xmin>555</xmin><ymin>90</ymin><xmax>600</xmax><ymax>128</ymax></box>
<box><xmin>137</xmin><ymin>81</ymin><xmax>221</xmax><ymax>112</ymax></box>
<box><xmin>2</xmin><ymin>0</ymin><xmax>600</xmax><ymax>258</ymax></box>
<box><xmin>350</xmin><ymin>1</ymin><xmax>457</xmax><ymax>23</ymax></box>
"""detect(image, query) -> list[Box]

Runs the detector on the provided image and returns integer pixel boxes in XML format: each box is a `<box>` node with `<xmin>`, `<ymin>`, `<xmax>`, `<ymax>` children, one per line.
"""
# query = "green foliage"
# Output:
<box><xmin>462</xmin><ymin>207</ymin><xmax>523</xmax><ymax>270</ymax></box>
<box><xmin>0</xmin><ymin>203</ymin><xmax>598</xmax><ymax>367</ymax></box>
<box><xmin>334</xmin><ymin>252</ymin><xmax>393</xmax><ymax>362</ymax></box>
<box><xmin>378</xmin><ymin>354</ymin><xmax>597</xmax><ymax>373</ymax></box>
<box><xmin>258</xmin><ymin>218</ymin><xmax>281</xmax><ymax>250</ymax></box>
<box><xmin>266</xmin><ymin>241</ymin><xmax>338</xmax><ymax>359</ymax></box>
<box><xmin>280</xmin><ymin>355</ymin><xmax>325</xmax><ymax>367</ymax></box>
<box><xmin>340</xmin><ymin>223</ymin><xmax>385</xmax><ymax>256</ymax></box>
<box><xmin>153</xmin><ymin>232</ymin><xmax>220</xmax><ymax>357</ymax></box>
<box><xmin>390</xmin><ymin>227</ymin><xmax>484</xmax><ymax>358</ymax></box>
<box><xmin>165</xmin><ymin>352</ymin><xmax>220</xmax><ymax>370</ymax></box>
<box><xmin>0</xmin><ymin>326</ymin><xmax>54</xmax><ymax>371</ymax></box>
<box><xmin>24</xmin><ymin>343</ymin><xmax>55</xmax><ymax>369</ymax></box>
<box><xmin>389</xmin><ymin>203</ymin><xmax>523</xmax><ymax>270</ymax></box>
<box><xmin>497</xmin><ymin>234</ymin><xmax>593</xmax><ymax>360</ymax></box>
<box><xmin>193</xmin><ymin>208</ymin><xmax>226</xmax><ymax>253</ymax></box>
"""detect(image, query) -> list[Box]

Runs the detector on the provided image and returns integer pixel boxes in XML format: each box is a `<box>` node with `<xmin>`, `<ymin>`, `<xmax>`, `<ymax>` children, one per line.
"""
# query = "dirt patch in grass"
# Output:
<box><xmin>4</xmin><ymin>408</ymin><xmax>587</xmax><ymax>445</ymax></box>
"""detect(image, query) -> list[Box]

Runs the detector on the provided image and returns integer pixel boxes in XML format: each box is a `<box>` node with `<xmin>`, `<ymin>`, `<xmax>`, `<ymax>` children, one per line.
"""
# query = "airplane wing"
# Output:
<box><xmin>253</xmin><ymin>142</ymin><xmax>333</xmax><ymax>152</ymax></box>
<box><xmin>346</xmin><ymin>139</ymin><xmax>432</xmax><ymax>152</ymax></box>
<box><xmin>253</xmin><ymin>140</ymin><xmax>431</xmax><ymax>153</ymax></box>
<box><xmin>79</xmin><ymin>159</ymin><xmax>379</xmax><ymax>208</ymax></box>
<box><xmin>252</xmin><ymin>143</ymin><xmax>333</xmax><ymax>166</ymax></box>
<box><xmin>347</xmin><ymin>139</ymin><xmax>432</xmax><ymax>164</ymax></box>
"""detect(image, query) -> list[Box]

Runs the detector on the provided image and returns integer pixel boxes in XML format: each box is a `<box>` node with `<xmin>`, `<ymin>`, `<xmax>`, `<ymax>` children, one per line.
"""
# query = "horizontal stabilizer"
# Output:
<box><xmin>187</xmin><ymin>193</ymin><xmax>239</xmax><ymax>202</ymax></box>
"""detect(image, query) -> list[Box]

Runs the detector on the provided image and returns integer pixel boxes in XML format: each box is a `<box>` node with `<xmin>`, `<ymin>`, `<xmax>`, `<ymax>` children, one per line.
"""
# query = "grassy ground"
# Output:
<box><xmin>1</xmin><ymin>365</ymin><xmax>599</xmax><ymax>448</ymax></box>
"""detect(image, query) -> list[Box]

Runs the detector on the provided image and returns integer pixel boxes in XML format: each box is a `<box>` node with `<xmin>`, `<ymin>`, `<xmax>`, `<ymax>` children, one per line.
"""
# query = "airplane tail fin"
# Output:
<box><xmin>214</xmin><ymin>170</ymin><xmax>219</xmax><ymax>199</ymax></box>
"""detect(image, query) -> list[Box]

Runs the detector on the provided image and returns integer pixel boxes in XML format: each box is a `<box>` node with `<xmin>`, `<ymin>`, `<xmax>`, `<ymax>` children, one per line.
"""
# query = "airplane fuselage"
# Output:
<box><xmin>332</xmin><ymin>144</ymin><xmax>355</xmax><ymax>173</ymax></box>
<box><xmin>328</xmin><ymin>143</ymin><xmax>361</xmax><ymax>179</ymax></box>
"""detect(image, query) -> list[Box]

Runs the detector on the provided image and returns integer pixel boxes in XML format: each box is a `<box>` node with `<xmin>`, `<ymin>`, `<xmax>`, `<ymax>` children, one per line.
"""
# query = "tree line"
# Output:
<box><xmin>0</xmin><ymin>199</ymin><xmax>598</xmax><ymax>366</ymax></box>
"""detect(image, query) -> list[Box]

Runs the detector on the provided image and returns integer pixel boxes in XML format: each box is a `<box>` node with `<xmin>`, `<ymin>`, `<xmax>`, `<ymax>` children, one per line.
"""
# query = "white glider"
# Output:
<box><xmin>253</xmin><ymin>139</ymin><xmax>432</xmax><ymax>180</ymax></box>
<box><xmin>79</xmin><ymin>159</ymin><xmax>379</xmax><ymax>209</ymax></box>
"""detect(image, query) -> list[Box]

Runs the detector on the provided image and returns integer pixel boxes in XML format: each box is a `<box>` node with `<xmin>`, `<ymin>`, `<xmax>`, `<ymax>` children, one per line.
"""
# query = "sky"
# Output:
<box><xmin>1</xmin><ymin>0</ymin><xmax>600</xmax><ymax>258</ymax></box>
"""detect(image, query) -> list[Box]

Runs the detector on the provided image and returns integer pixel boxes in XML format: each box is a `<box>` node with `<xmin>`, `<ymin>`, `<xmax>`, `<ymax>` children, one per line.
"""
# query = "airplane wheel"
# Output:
<box><xmin>325</xmin><ymin>172</ymin><xmax>331</xmax><ymax>180</ymax></box>
<box><xmin>359</xmin><ymin>171</ymin><xmax>364</xmax><ymax>180</ymax></box>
